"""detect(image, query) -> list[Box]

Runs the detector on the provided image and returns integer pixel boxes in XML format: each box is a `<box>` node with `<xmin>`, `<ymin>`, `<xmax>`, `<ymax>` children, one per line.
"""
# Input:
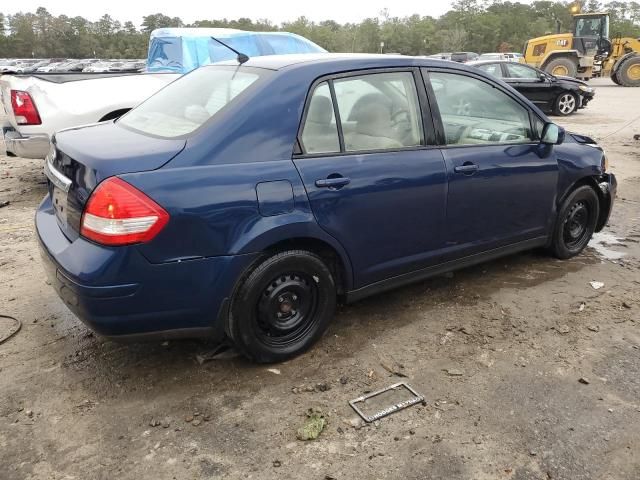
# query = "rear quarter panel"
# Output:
<box><xmin>120</xmin><ymin>160</ymin><xmax>352</xmax><ymax>281</ymax></box>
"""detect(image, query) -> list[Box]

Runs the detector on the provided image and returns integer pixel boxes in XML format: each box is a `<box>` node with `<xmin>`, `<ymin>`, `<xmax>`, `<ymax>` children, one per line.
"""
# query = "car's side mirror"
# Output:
<box><xmin>541</xmin><ymin>123</ymin><xmax>565</xmax><ymax>145</ymax></box>
<box><xmin>538</xmin><ymin>73</ymin><xmax>547</xmax><ymax>81</ymax></box>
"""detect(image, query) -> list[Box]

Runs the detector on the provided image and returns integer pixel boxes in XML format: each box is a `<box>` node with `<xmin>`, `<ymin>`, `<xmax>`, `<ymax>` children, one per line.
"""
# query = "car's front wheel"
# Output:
<box><xmin>226</xmin><ymin>250</ymin><xmax>336</xmax><ymax>363</ymax></box>
<box><xmin>550</xmin><ymin>185</ymin><xmax>600</xmax><ymax>259</ymax></box>
<box><xmin>553</xmin><ymin>92</ymin><xmax>578</xmax><ymax>116</ymax></box>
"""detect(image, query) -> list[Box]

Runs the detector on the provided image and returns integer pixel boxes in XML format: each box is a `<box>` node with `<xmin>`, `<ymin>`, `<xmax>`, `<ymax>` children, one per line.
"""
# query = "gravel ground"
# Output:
<box><xmin>1</xmin><ymin>78</ymin><xmax>639</xmax><ymax>480</ymax></box>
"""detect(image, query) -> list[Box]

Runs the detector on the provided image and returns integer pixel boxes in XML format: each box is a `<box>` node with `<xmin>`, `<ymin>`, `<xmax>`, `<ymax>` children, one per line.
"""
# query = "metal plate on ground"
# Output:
<box><xmin>349</xmin><ymin>382</ymin><xmax>425</xmax><ymax>423</ymax></box>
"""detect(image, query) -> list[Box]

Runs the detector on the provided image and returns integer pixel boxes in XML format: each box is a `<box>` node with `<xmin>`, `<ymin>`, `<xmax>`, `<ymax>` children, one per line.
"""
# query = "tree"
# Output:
<box><xmin>435</xmin><ymin>27</ymin><xmax>468</xmax><ymax>52</ymax></box>
<box><xmin>141</xmin><ymin>13</ymin><xmax>183</xmax><ymax>33</ymax></box>
<box><xmin>1</xmin><ymin>2</ymin><xmax>639</xmax><ymax>59</ymax></box>
<box><xmin>7</xmin><ymin>13</ymin><xmax>37</xmax><ymax>57</ymax></box>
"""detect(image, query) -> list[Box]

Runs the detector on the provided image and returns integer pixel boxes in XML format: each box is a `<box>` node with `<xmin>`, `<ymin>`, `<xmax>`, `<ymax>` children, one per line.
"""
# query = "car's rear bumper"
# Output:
<box><xmin>596</xmin><ymin>172</ymin><xmax>616</xmax><ymax>231</ymax></box>
<box><xmin>3</xmin><ymin>127</ymin><xmax>50</xmax><ymax>158</ymax></box>
<box><xmin>36</xmin><ymin>195</ymin><xmax>257</xmax><ymax>340</ymax></box>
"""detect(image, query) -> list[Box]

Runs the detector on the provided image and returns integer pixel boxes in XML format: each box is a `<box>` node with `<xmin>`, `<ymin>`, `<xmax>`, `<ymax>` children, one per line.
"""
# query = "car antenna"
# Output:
<box><xmin>210</xmin><ymin>36</ymin><xmax>249</xmax><ymax>65</ymax></box>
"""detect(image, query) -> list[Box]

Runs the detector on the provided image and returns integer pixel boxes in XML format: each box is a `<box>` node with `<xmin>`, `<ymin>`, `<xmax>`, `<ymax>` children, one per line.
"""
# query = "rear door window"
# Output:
<box><xmin>299</xmin><ymin>71</ymin><xmax>425</xmax><ymax>155</ymax></box>
<box><xmin>506</xmin><ymin>63</ymin><xmax>540</xmax><ymax>80</ymax></box>
<box><xmin>476</xmin><ymin>63</ymin><xmax>504</xmax><ymax>78</ymax></box>
<box><xmin>333</xmin><ymin>72</ymin><xmax>424</xmax><ymax>152</ymax></box>
<box><xmin>300</xmin><ymin>82</ymin><xmax>340</xmax><ymax>154</ymax></box>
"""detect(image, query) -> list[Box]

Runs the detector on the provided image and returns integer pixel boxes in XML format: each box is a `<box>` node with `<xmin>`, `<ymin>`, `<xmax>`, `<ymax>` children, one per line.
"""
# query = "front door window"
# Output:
<box><xmin>429</xmin><ymin>71</ymin><xmax>533</xmax><ymax>145</ymax></box>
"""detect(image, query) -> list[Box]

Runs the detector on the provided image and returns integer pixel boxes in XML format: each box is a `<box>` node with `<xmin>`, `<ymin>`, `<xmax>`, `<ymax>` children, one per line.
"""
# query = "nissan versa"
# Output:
<box><xmin>37</xmin><ymin>54</ymin><xmax>616</xmax><ymax>363</ymax></box>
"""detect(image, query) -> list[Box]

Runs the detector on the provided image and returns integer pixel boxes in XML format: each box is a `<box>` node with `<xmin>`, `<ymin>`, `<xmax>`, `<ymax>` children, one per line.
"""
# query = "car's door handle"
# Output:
<box><xmin>454</xmin><ymin>163</ymin><xmax>479</xmax><ymax>174</ymax></box>
<box><xmin>315</xmin><ymin>177</ymin><xmax>351</xmax><ymax>189</ymax></box>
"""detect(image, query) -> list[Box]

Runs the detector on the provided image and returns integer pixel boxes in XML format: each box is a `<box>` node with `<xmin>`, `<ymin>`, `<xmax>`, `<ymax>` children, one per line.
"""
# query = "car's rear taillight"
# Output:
<box><xmin>80</xmin><ymin>177</ymin><xmax>169</xmax><ymax>246</ymax></box>
<box><xmin>11</xmin><ymin>90</ymin><xmax>41</xmax><ymax>125</ymax></box>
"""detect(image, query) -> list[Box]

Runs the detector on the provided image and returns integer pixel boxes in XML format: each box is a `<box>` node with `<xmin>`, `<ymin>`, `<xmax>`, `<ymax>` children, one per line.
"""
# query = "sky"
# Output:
<box><xmin>3</xmin><ymin>0</ymin><xmax>462</xmax><ymax>26</ymax></box>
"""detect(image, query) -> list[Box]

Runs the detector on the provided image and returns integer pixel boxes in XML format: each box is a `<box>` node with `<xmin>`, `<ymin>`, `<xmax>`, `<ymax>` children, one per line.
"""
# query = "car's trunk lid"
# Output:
<box><xmin>46</xmin><ymin>121</ymin><xmax>185</xmax><ymax>241</ymax></box>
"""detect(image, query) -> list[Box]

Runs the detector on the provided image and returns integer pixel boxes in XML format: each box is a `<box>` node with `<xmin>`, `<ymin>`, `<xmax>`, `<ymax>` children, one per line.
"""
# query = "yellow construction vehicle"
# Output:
<box><xmin>606</xmin><ymin>35</ymin><xmax>640</xmax><ymax>86</ymax></box>
<box><xmin>523</xmin><ymin>12</ymin><xmax>640</xmax><ymax>87</ymax></box>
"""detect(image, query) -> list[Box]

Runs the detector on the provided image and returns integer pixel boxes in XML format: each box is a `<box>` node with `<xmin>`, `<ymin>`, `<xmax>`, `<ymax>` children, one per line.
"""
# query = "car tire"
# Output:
<box><xmin>553</xmin><ymin>92</ymin><xmax>578</xmax><ymax>116</ymax></box>
<box><xmin>617</xmin><ymin>55</ymin><xmax>640</xmax><ymax>87</ymax></box>
<box><xmin>550</xmin><ymin>185</ymin><xmax>600</xmax><ymax>260</ymax></box>
<box><xmin>544</xmin><ymin>57</ymin><xmax>578</xmax><ymax>78</ymax></box>
<box><xmin>226</xmin><ymin>250</ymin><xmax>336</xmax><ymax>363</ymax></box>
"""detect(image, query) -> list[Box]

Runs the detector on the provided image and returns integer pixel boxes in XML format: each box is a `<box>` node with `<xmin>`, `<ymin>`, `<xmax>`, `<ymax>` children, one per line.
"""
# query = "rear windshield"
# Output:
<box><xmin>118</xmin><ymin>65</ymin><xmax>267</xmax><ymax>138</ymax></box>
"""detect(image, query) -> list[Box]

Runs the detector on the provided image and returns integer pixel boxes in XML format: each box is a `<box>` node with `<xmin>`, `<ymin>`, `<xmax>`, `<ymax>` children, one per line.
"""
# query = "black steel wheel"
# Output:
<box><xmin>550</xmin><ymin>185</ymin><xmax>600</xmax><ymax>259</ymax></box>
<box><xmin>256</xmin><ymin>272</ymin><xmax>320</xmax><ymax>347</ymax></box>
<box><xmin>563</xmin><ymin>201</ymin><xmax>590</xmax><ymax>250</ymax></box>
<box><xmin>227</xmin><ymin>250</ymin><xmax>336</xmax><ymax>363</ymax></box>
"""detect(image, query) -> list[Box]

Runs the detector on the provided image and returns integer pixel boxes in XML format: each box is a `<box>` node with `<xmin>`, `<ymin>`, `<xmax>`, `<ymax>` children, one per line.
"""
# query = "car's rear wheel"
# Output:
<box><xmin>550</xmin><ymin>185</ymin><xmax>600</xmax><ymax>259</ymax></box>
<box><xmin>226</xmin><ymin>250</ymin><xmax>336</xmax><ymax>363</ymax></box>
<box><xmin>553</xmin><ymin>92</ymin><xmax>578</xmax><ymax>116</ymax></box>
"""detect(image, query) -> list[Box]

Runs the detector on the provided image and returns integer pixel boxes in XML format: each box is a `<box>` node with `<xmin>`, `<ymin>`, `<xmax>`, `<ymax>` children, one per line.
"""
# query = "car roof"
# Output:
<box><xmin>213</xmin><ymin>52</ymin><xmax>464</xmax><ymax>71</ymax></box>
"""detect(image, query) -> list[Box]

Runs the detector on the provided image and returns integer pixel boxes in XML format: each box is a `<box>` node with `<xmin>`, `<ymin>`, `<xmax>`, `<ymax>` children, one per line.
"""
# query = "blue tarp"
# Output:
<box><xmin>147</xmin><ymin>28</ymin><xmax>327</xmax><ymax>74</ymax></box>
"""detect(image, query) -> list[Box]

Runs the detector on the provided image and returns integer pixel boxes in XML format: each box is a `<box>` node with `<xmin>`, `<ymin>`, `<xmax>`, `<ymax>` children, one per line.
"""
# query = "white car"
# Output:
<box><xmin>14</xmin><ymin>60</ymin><xmax>51</xmax><ymax>73</ymax></box>
<box><xmin>0</xmin><ymin>60</ymin><xmax>22</xmax><ymax>73</ymax></box>
<box><xmin>83</xmin><ymin>62</ymin><xmax>114</xmax><ymax>73</ymax></box>
<box><xmin>478</xmin><ymin>53</ymin><xmax>508</xmax><ymax>61</ymax></box>
<box><xmin>478</xmin><ymin>53</ymin><xmax>524</xmax><ymax>63</ymax></box>
<box><xmin>0</xmin><ymin>72</ymin><xmax>179</xmax><ymax>158</ymax></box>
<box><xmin>505</xmin><ymin>52</ymin><xmax>525</xmax><ymax>63</ymax></box>
<box><xmin>36</xmin><ymin>62</ymin><xmax>66</xmax><ymax>73</ymax></box>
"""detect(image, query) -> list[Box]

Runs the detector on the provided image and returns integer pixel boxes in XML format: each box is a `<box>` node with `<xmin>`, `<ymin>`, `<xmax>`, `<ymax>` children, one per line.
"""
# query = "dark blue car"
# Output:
<box><xmin>37</xmin><ymin>54</ymin><xmax>616</xmax><ymax>362</ymax></box>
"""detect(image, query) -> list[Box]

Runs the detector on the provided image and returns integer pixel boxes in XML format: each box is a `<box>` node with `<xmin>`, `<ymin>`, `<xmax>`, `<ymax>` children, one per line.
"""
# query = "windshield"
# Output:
<box><xmin>119</xmin><ymin>66</ymin><xmax>265</xmax><ymax>138</ymax></box>
<box><xmin>575</xmin><ymin>16</ymin><xmax>608</xmax><ymax>38</ymax></box>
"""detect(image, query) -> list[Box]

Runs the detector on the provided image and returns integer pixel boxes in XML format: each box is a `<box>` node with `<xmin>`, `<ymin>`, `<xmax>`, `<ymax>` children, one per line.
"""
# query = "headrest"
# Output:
<box><xmin>348</xmin><ymin>93</ymin><xmax>392</xmax><ymax>122</ymax></box>
<box><xmin>307</xmin><ymin>95</ymin><xmax>333</xmax><ymax>124</ymax></box>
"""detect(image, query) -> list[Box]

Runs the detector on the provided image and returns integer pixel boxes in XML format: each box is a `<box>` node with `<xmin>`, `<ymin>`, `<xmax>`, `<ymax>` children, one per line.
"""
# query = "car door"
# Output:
<box><xmin>424</xmin><ymin>69</ymin><xmax>558</xmax><ymax>259</ymax></box>
<box><xmin>503</xmin><ymin>63</ymin><xmax>554</xmax><ymax>111</ymax></box>
<box><xmin>293</xmin><ymin>70</ymin><xmax>448</xmax><ymax>288</ymax></box>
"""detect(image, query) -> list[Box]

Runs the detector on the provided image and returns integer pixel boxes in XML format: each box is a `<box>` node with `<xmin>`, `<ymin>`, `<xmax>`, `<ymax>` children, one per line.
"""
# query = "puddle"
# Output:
<box><xmin>588</xmin><ymin>232</ymin><xmax>626</xmax><ymax>260</ymax></box>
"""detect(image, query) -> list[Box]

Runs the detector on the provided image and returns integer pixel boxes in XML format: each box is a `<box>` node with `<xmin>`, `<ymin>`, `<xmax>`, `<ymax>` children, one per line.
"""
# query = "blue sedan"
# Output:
<box><xmin>37</xmin><ymin>54</ymin><xmax>616</xmax><ymax>362</ymax></box>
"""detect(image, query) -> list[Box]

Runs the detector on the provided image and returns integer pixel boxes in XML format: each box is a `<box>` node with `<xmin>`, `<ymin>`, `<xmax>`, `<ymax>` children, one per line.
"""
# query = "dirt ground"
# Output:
<box><xmin>1</xmin><ymin>78</ymin><xmax>640</xmax><ymax>480</ymax></box>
